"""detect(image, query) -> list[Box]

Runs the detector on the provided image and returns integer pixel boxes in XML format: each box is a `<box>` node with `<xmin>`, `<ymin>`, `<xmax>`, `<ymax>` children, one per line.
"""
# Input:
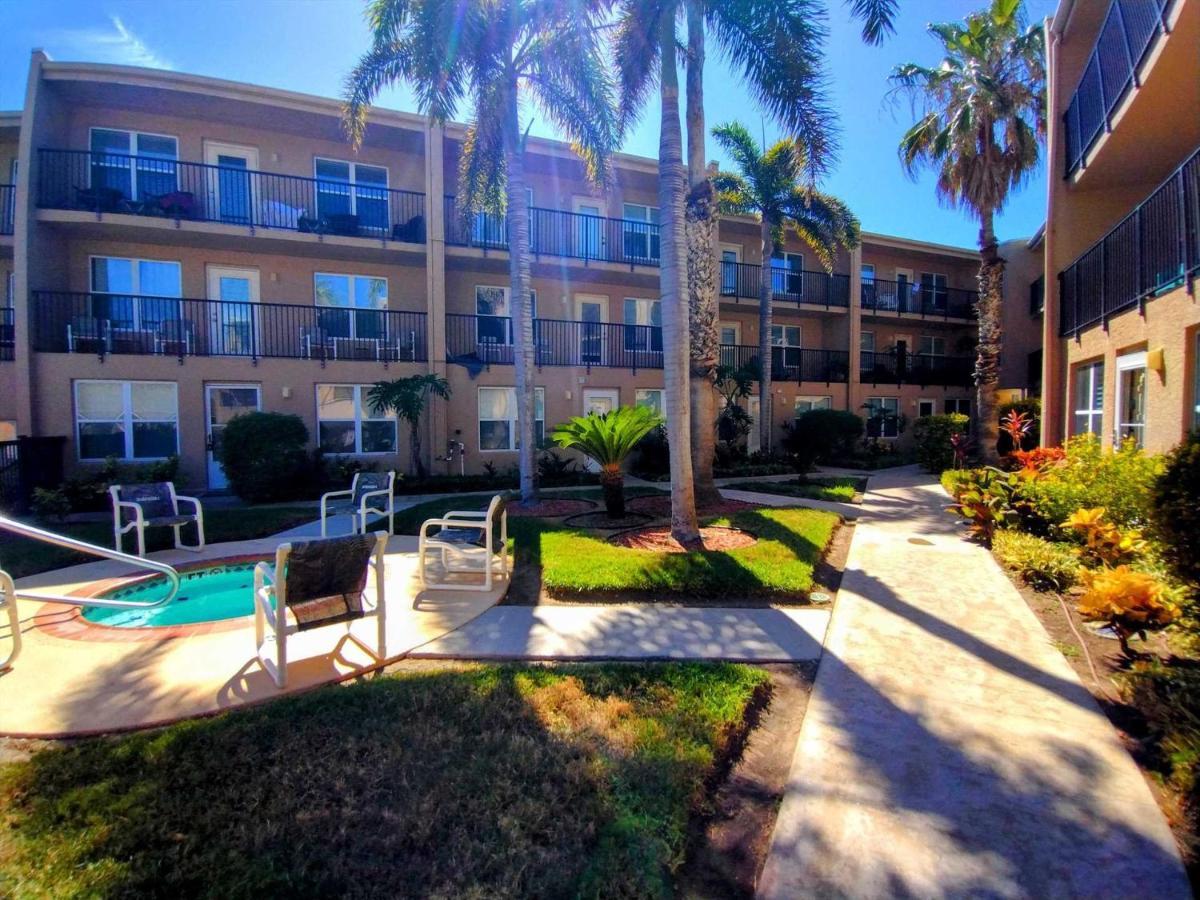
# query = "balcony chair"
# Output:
<box><xmin>392</xmin><ymin>214</ymin><xmax>424</xmax><ymax>242</ymax></box>
<box><xmin>110</xmin><ymin>482</ymin><xmax>205</xmax><ymax>557</ymax></box>
<box><xmin>300</xmin><ymin>325</ymin><xmax>334</xmax><ymax>360</ymax></box>
<box><xmin>417</xmin><ymin>494</ymin><xmax>509</xmax><ymax>592</ymax></box>
<box><xmin>155</xmin><ymin>319</ymin><xmax>195</xmax><ymax>356</ymax></box>
<box><xmin>254</xmin><ymin>531</ymin><xmax>388</xmax><ymax>688</ymax></box>
<box><xmin>67</xmin><ymin>316</ymin><xmax>112</xmax><ymax>353</ymax></box>
<box><xmin>74</xmin><ymin>186</ymin><xmax>126</xmax><ymax>213</ymax></box>
<box><xmin>320</xmin><ymin>471</ymin><xmax>396</xmax><ymax>537</ymax></box>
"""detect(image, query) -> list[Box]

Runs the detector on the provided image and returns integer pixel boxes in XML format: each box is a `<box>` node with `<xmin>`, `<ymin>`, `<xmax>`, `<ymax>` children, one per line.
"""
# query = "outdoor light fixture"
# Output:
<box><xmin>1147</xmin><ymin>347</ymin><xmax>1165</xmax><ymax>373</ymax></box>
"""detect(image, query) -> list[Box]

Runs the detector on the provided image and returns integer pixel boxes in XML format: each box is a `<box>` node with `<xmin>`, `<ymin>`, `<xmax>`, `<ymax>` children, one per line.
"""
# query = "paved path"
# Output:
<box><xmin>757</xmin><ymin>466</ymin><xmax>1190</xmax><ymax>898</ymax></box>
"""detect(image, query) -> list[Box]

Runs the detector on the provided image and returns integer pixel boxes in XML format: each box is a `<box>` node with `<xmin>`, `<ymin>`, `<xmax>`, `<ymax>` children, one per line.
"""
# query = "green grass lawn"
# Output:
<box><xmin>725</xmin><ymin>476</ymin><xmax>864</xmax><ymax>503</ymax></box>
<box><xmin>0</xmin><ymin>506</ymin><xmax>316</xmax><ymax>579</ymax></box>
<box><xmin>0</xmin><ymin>663</ymin><xmax>767</xmax><ymax>899</ymax></box>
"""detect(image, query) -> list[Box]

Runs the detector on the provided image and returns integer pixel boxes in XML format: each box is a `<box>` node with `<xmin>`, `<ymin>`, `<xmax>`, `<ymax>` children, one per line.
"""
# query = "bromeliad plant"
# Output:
<box><xmin>1076</xmin><ymin>566</ymin><xmax>1177</xmax><ymax>658</ymax></box>
<box><xmin>551</xmin><ymin>406</ymin><xmax>663</xmax><ymax>518</ymax></box>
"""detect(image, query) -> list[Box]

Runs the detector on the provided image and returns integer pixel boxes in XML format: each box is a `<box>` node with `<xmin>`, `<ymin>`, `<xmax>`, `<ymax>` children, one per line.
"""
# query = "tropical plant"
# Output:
<box><xmin>1152</xmin><ymin>430</ymin><xmax>1200</xmax><ymax>589</ymax></box>
<box><xmin>1023</xmin><ymin>435</ymin><xmax>1163</xmax><ymax>527</ymax></box>
<box><xmin>1011</xmin><ymin>445</ymin><xmax>1064</xmax><ymax>474</ymax></box>
<box><xmin>344</xmin><ymin>0</ymin><xmax>619</xmax><ymax>504</ymax></box>
<box><xmin>946</xmin><ymin>466</ymin><xmax>1024</xmax><ymax>545</ymax></box>
<box><xmin>992</xmin><ymin>529</ymin><xmax>1080</xmax><ymax>592</ymax></box>
<box><xmin>890</xmin><ymin>0</ymin><xmax>1046</xmax><ymax>463</ymax></box>
<box><xmin>781</xmin><ymin>408</ymin><xmax>864</xmax><ymax>470</ymax></box>
<box><xmin>912</xmin><ymin>413</ymin><xmax>970</xmax><ymax>474</ymax></box>
<box><xmin>950</xmin><ymin>431</ymin><xmax>976</xmax><ymax>470</ymax></box>
<box><xmin>1077</xmin><ymin>566</ymin><xmax>1177</xmax><ymax>658</ymax></box>
<box><xmin>999</xmin><ymin>410</ymin><xmax>1034</xmax><ymax>457</ymax></box>
<box><xmin>998</xmin><ymin>397</ymin><xmax>1040</xmax><ymax>453</ymax></box>
<box><xmin>713</xmin><ymin>363</ymin><xmax>755</xmax><ymax>453</ymax></box>
<box><xmin>551</xmin><ymin>406</ymin><xmax>663</xmax><ymax>517</ymax></box>
<box><xmin>1063</xmin><ymin>507</ymin><xmax>1148</xmax><ymax>568</ymax></box>
<box><xmin>367</xmin><ymin>374</ymin><xmax>451</xmax><ymax>478</ymax></box>
<box><xmin>711</xmin><ymin>121</ymin><xmax>859</xmax><ymax>455</ymax></box>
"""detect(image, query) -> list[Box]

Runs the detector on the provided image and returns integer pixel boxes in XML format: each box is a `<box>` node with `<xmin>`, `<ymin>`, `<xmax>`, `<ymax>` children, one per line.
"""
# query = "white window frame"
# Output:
<box><xmin>635</xmin><ymin>388</ymin><xmax>665</xmax><ymax>416</ymax></box>
<box><xmin>1115</xmin><ymin>351</ymin><xmax>1148</xmax><ymax>448</ymax></box>
<box><xmin>313</xmin><ymin>156</ymin><xmax>390</xmax><ymax>226</ymax></box>
<box><xmin>622</xmin><ymin>202</ymin><xmax>660</xmax><ymax>263</ymax></box>
<box><xmin>859</xmin><ymin>330</ymin><xmax>876</xmax><ymax>353</ymax></box>
<box><xmin>861</xmin><ymin>263</ymin><xmax>876</xmax><ymax>283</ymax></box>
<box><xmin>74</xmin><ymin>379</ymin><xmax>179</xmax><ymax>461</ymax></box>
<box><xmin>795</xmin><ymin>396</ymin><xmax>832</xmax><ymax>421</ymax></box>
<box><xmin>88</xmin><ymin>127</ymin><xmax>179</xmax><ymax>200</ymax></box>
<box><xmin>88</xmin><ymin>254</ymin><xmax>183</xmax><ymax>331</ymax></box>
<box><xmin>920</xmin><ymin>272</ymin><xmax>949</xmax><ymax>310</ymax></box>
<box><xmin>865</xmin><ymin>396</ymin><xmax>901</xmax><ymax>439</ymax></box>
<box><xmin>917</xmin><ymin>398</ymin><xmax>937</xmax><ymax>418</ymax></box>
<box><xmin>719</xmin><ymin>321</ymin><xmax>741</xmax><ymax>346</ymax></box>
<box><xmin>314</xmin><ymin>272</ymin><xmax>389</xmax><ymax>341</ymax></box>
<box><xmin>771</xmin><ymin>250</ymin><xmax>805</xmax><ymax>297</ymax></box>
<box><xmin>1071</xmin><ymin>360</ymin><xmax>1104</xmax><ymax>437</ymax></box>
<box><xmin>918</xmin><ymin>335</ymin><xmax>946</xmax><ymax>357</ymax></box>
<box><xmin>316</xmin><ymin>384</ymin><xmax>398</xmax><ymax>455</ymax></box>
<box><xmin>946</xmin><ymin>397</ymin><xmax>971</xmax><ymax>416</ymax></box>
<box><xmin>475</xmin><ymin>285</ymin><xmax>537</xmax><ymax>347</ymax></box>
<box><xmin>771</xmin><ymin>323</ymin><xmax>803</xmax><ymax>370</ymax></box>
<box><xmin>477</xmin><ymin>386</ymin><xmax>546</xmax><ymax>452</ymax></box>
<box><xmin>623</xmin><ymin>297</ymin><xmax>662</xmax><ymax>352</ymax></box>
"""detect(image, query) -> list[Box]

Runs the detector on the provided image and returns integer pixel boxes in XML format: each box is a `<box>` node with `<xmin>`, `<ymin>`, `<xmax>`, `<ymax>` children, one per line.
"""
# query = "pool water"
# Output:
<box><xmin>83</xmin><ymin>562</ymin><xmax>264</xmax><ymax>628</ymax></box>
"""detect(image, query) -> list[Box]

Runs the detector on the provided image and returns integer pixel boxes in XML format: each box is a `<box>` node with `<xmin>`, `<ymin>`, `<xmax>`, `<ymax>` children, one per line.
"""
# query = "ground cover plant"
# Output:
<box><xmin>724</xmin><ymin>476</ymin><xmax>864</xmax><ymax>503</ymax></box>
<box><xmin>0</xmin><ymin>663</ymin><xmax>767</xmax><ymax>899</ymax></box>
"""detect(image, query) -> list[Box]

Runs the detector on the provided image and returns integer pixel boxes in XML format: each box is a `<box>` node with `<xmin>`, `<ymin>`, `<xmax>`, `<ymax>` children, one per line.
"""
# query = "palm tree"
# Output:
<box><xmin>367</xmin><ymin>374</ymin><xmax>450</xmax><ymax>478</ymax></box>
<box><xmin>890</xmin><ymin>0</ymin><xmax>1045</xmax><ymax>463</ymax></box>
<box><xmin>344</xmin><ymin>0</ymin><xmax>619</xmax><ymax>501</ymax></box>
<box><xmin>551</xmin><ymin>405</ymin><xmax>662</xmax><ymax>517</ymax></box>
<box><xmin>711</xmin><ymin>121</ymin><xmax>860</xmax><ymax>454</ymax></box>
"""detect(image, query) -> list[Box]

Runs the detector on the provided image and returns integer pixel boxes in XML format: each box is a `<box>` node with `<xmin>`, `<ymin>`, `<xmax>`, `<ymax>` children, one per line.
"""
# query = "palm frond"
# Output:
<box><xmin>844</xmin><ymin>0</ymin><xmax>898</xmax><ymax>46</ymax></box>
<box><xmin>612</xmin><ymin>0</ymin><xmax>665</xmax><ymax>136</ymax></box>
<box><xmin>551</xmin><ymin>405</ymin><xmax>663</xmax><ymax>467</ymax></box>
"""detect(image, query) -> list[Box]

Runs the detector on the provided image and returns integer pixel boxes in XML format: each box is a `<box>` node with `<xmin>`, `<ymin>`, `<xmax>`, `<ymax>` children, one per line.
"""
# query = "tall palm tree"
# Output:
<box><xmin>343</xmin><ymin>0</ymin><xmax>619</xmax><ymax>502</ymax></box>
<box><xmin>711</xmin><ymin>121</ymin><xmax>860</xmax><ymax>454</ymax></box>
<box><xmin>890</xmin><ymin>0</ymin><xmax>1045</xmax><ymax>463</ymax></box>
<box><xmin>367</xmin><ymin>373</ymin><xmax>451</xmax><ymax>477</ymax></box>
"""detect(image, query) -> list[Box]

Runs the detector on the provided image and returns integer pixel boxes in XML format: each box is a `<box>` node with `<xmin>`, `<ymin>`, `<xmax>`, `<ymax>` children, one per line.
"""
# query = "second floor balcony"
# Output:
<box><xmin>36</xmin><ymin>149</ymin><xmax>427</xmax><ymax>243</ymax></box>
<box><xmin>0</xmin><ymin>184</ymin><xmax>13</xmax><ymax>235</ymax></box>
<box><xmin>861</xmin><ymin>278</ymin><xmax>978</xmax><ymax>319</ymax></box>
<box><xmin>860</xmin><ymin>349</ymin><xmax>974</xmax><ymax>387</ymax></box>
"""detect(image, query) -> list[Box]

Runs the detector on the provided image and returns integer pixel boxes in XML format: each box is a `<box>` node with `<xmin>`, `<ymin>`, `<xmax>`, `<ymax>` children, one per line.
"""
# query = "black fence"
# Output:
<box><xmin>0</xmin><ymin>184</ymin><xmax>13</xmax><ymax>235</ymax></box>
<box><xmin>718</xmin><ymin>261</ymin><xmax>851</xmax><ymax>307</ymax></box>
<box><xmin>860</xmin><ymin>349</ymin><xmax>973</xmax><ymax>386</ymax></box>
<box><xmin>37</xmin><ymin>149</ymin><xmax>426</xmax><ymax>242</ymax></box>
<box><xmin>0</xmin><ymin>436</ymin><xmax>67</xmax><ymax>513</ymax></box>
<box><xmin>0</xmin><ymin>309</ymin><xmax>13</xmax><ymax>362</ymax></box>
<box><xmin>861</xmin><ymin>278</ymin><xmax>978</xmax><ymax>319</ymax></box>
<box><xmin>1063</xmin><ymin>0</ymin><xmax>1175</xmax><ymax>177</ymax></box>
<box><xmin>31</xmin><ymin>291</ymin><xmax>428</xmax><ymax>363</ymax></box>
<box><xmin>1059</xmin><ymin>146</ymin><xmax>1199</xmax><ymax>335</ymax></box>
<box><xmin>446</xmin><ymin>313</ymin><xmax>665</xmax><ymax>371</ymax></box>
<box><xmin>717</xmin><ymin>345</ymin><xmax>850</xmax><ymax>383</ymax></box>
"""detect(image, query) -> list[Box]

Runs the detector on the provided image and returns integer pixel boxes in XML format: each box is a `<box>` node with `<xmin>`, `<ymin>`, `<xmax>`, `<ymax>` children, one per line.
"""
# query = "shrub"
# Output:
<box><xmin>1024</xmin><ymin>435</ymin><xmax>1162</xmax><ymax>527</ymax></box>
<box><xmin>218</xmin><ymin>412</ymin><xmax>311</xmax><ymax>503</ymax></box>
<box><xmin>61</xmin><ymin>456</ymin><xmax>182</xmax><ymax>512</ymax></box>
<box><xmin>992</xmin><ymin>530</ymin><xmax>1079</xmax><ymax>591</ymax></box>
<box><xmin>946</xmin><ymin>467</ymin><xmax>1024</xmax><ymax>545</ymax></box>
<box><xmin>1010</xmin><ymin>446</ymin><xmax>1065</xmax><ymax>474</ymax></box>
<box><xmin>912</xmin><ymin>413</ymin><xmax>969</xmax><ymax>473</ymax></box>
<box><xmin>998</xmin><ymin>398</ymin><xmax>1040</xmax><ymax>454</ymax></box>
<box><xmin>1076</xmin><ymin>565</ymin><xmax>1177</xmax><ymax>657</ymax></box>
<box><xmin>941</xmin><ymin>468</ymin><xmax>976</xmax><ymax>499</ymax></box>
<box><xmin>30</xmin><ymin>487</ymin><xmax>71</xmax><ymax>522</ymax></box>
<box><xmin>1063</xmin><ymin>507</ymin><xmax>1147</xmax><ymax>567</ymax></box>
<box><xmin>1152</xmin><ymin>430</ymin><xmax>1200</xmax><ymax>589</ymax></box>
<box><xmin>631</xmin><ymin>425</ymin><xmax>670</xmax><ymax>479</ymax></box>
<box><xmin>781</xmin><ymin>409</ymin><xmax>863</xmax><ymax>470</ymax></box>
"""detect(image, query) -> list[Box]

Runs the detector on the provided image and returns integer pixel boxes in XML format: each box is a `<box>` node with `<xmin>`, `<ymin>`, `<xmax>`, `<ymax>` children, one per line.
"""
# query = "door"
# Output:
<box><xmin>205</xmin><ymin>384</ymin><xmax>261</xmax><ymax>489</ymax></box>
<box><xmin>206</xmin><ymin>266</ymin><xmax>261</xmax><ymax>356</ymax></box>
<box><xmin>203</xmin><ymin>141</ymin><xmax>258</xmax><ymax>224</ymax></box>
<box><xmin>573</xmin><ymin>198</ymin><xmax>604</xmax><ymax>259</ymax></box>
<box><xmin>747</xmin><ymin>397</ymin><xmax>761</xmax><ymax>454</ymax></box>
<box><xmin>893</xmin><ymin>332</ymin><xmax>912</xmax><ymax>379</ymax></box>
<box><xmin>1115</xmin><ymin>351</ymin><xmax>1147</xmax><ymax>448</ymax></box>
<box><xmin>720</xmin><ymin>244</ymin><xmax>741</xmax><ymax>295</ymax></box>
<box><xmin>575</xmin><ymin>295</ymin><xmax>607</xmax><ymax>364</ymax></box>
<box><xmin>894</xmin><ymin>267</ymin><xmax>913</xmax><ymax>312</ymax></box>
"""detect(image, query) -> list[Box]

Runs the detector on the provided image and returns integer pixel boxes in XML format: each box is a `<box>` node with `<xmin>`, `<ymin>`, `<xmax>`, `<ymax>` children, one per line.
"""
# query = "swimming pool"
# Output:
<box><xmin>83</xmin><ymin>561</ymin><xmax>264</xmax><ymax>628</ymax></box>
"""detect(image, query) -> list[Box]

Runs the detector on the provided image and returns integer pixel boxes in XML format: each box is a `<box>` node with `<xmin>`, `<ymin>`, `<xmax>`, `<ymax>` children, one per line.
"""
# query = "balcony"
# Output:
<box><xmin>1063</xmin><ymin>0</ymin><xmax>1176</xmax><ymax>178</ymax></box>
<box><xmin>1059</xmin><ymin>146</ymin><xmax>1199</xmax><ymax>335</ymax></box>
<box><xmin>718</xmin><ymin>344</ymin><xmax>850</xmax><ymax>383</ymax></box>
<box><xmin>447</xmin><ymin>313</ymin><xmax>664</xmax><ymax>371</ymax></box>
<box><xmin>718</xmin><ymin>261</ymin><xmax>851</xmax><ymax>308</ymax></box>
<box><xmin>861</xmin><ymin>278</ymin><xmax>978</xmax><ymax>320</ymax></box>
<box><xmin>0</xmin><ymin>184</ymin><xmax>12</xmax><ymax>235</ymax></box>
<box><xmin>36</xmin><ymin>150</ymin><xmax>426</xmax><ymax>243</ymax></box>
<box><xmin>31</xmin><ymin>291</ymin><xmax>428</xmax><ymax>363</ymax></box>
<box><xmin>0</xmin><ymin>309</ymin><xmax>13</xmax><ymax>361</ymax></box>
<box><xmin>860</xmin><ymin>349</ymin><xmax>974</xmax><ymax>387</ymax></box>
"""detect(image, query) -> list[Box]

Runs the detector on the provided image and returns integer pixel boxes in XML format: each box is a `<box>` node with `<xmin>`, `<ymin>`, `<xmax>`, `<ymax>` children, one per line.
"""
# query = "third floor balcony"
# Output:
<box><xmin>861</xmin><ymin>277</ymin><xmax>977</xmax><ymax>320</ymax></box>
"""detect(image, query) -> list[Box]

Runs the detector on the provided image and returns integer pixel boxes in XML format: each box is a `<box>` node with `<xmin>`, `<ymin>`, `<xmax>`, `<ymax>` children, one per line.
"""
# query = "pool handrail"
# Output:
<box><xmin>0</xmin><ymin>515</ymin><xmax>181</xmax><ymax>610</ymax></box>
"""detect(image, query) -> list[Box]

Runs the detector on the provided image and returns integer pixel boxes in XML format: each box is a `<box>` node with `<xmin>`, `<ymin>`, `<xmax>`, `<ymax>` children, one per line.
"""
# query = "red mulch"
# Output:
<box><xmin>626</xmin><ymin>495</ymin><xmax>756</xmax><ymax>518</ymax></box>
<box><xmin>609</xmin><ymin>526</ymin><xmax>757</xmax><ymax>553</ymax></box>
<box><xmin>506</xmin><ymin>498</ymin><xmax>596</xmax><ymax>518</ymax></box>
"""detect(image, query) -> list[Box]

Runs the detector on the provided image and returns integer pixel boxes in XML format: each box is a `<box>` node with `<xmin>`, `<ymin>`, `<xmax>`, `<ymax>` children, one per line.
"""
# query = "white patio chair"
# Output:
<box><xmin>254</xmin><ymin>531</ymin><xmax>388</xmax><ymax>688</ymax></box>
<box><xmin>320</xmin><ymin>471</ymin><xmax>395</xmax><ymax>537</ymax></box>
<box><xmin>110</xmin><ymin>482</ymin><xmax>205</xmax><ymax>557</ymax></box>
<box><xmin>0</xmin><ymin>568</ymin><xmax>19</xmax><ymax>672</ymax></box>
<box><xmin>417</xmin><ymin>494</ymin><xmax>509</xmax><ymax>592</ymax></box>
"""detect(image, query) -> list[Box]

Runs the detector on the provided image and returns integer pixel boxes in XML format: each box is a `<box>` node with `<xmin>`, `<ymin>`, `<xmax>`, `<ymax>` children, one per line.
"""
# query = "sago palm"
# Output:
<box><xmin>551</xmin><ymin>405</ymin><xmax>662</xmax><ymax>517</ymax></box>
<box><xmin>890</xmin><ymin>0</ymin><xmax>1045</xmax><ymax>463</ymax></box>
<box><xmin>711</xmin><ymin>121</ymin><xmax>860</xmax><ymax>453</ymax></box>
<box><xmin>367</xmin><ymin>373</ymin><xmax>451</xmax><ymax>478</ymax></box>
<box><xmin>343</xmin><ymin>0</ymin><xmax>619</xmax><ymax>502</ymax></box>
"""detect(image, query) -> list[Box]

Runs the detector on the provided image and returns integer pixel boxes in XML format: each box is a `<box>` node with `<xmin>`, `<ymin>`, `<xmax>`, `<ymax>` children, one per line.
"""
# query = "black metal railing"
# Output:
<box><xmin>31</xmin><ymin>291</ymin><xmax>428</xmax><ymax>362</ymax></box>
<box><xmin>1063</xmin><ymin>0</ymin><xmax>1175</xmax><ymax>177</ymax></box>
<box><xmin>37</xmin><ymin>149</ymin><xmax>427</xmax><ymax>242</ymax></box>
<box><xmin>860</xmin><ymin>349</ymin><xmax>973</xmax><ymax>386</ymax></box>
<box><xmin>1029</xmin><ymin>275</ymin><xmax>1045</xmax><ymax>316</ymax></box>
<box><xmin>860</xmin><ymin>278</ymin><xmax>978</xmax><ymax>319</ymax></box>
<box><xmin>718</xmin><ymin>261</ymin><xmax>851</xmax><ymax>307</ymax></box>
<box><xmin>0</xmin><ymin>309</ymin><xmax>13</xmax><ymax>361</ymax></box>
<box><xmin>718</xmin><ymin>345</ymin><xmax>850</xmax><ymax>383</ymax></box>
<box><xmin>1059</xmin><ymin>146</ymin><xmax>1199</xmax><ymax>335</ymax></box>
<box><xmin>443</xmin><ymin>196</ymin><xmax>661</xmax><ymax>267</ymax></box>
<box><xmin>447</xmin><ymin>313</ymin><xmax>664</xmax><ymax>371</ymax></box>
<box><xmin>0</xmin><ymin>184</ymin><xmax>13</xmax><ymax>235</ymax></box>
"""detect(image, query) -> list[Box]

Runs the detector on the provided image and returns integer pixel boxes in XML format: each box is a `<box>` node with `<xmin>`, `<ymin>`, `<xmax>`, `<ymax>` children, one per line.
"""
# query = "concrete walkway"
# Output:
<box><xmin>758</xmin><ymin>466</ymin><xmax>1190</xmax><ymax>898</ymax></box>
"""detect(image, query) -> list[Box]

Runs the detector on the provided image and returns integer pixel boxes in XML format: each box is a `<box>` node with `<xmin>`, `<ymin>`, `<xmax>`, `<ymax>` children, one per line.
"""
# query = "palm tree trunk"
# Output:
<box><xmin>409</xmin><ymin>418</ymin><xmax>425</xmax><ymax>479</ymax></box>
<box><xmin>684</xmin><ymin>1</ymin><xmax>720</xmax><ymax>508</ymax></box>
<box><xmin>502</xmin><ymin>78</ymin><xmax>538</xmax><ymax>503</ymax></box>
<box><xmin>658</xmin><ymin>8</ymin><xmax>701</xmax><ymax>547</ymax></box>
<box><xmin>975</xmin><ymin>210</ymin><xmax>1003</xmax><ymax>465</ymax></box>
<box><xmin>600</xmin><ymin>465</ymin><xmax>626</xmax><ymax>518</ymax></box>
<box><xmin>758</xmin><ymin>218</ymin><xmax>774</xmax><ymax>455</ymax></box>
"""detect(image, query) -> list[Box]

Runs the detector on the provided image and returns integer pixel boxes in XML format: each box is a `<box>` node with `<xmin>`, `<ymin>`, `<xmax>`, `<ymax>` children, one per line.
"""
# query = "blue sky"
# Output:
<box><xmin>0</xmin><ymin>0</ymin><xmax>1056</xmax><ymax>248</ymax></box>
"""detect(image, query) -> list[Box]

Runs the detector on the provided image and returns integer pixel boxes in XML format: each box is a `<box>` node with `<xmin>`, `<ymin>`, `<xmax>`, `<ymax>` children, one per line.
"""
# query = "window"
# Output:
<box><xmin>317</xmin><ymin>384</ymin><xmax>397</xmax><ymax>454</ymax></box>
<box><xmin>1072</xmin><ymin>361</ymin><xmax>1104</xmax><ymax>437</ymax></box>
<box><xmin>75</xmin><ymin>380</ymin><xmax>178</xmax><ymax>460</ymax></box>
<box><xmin>1029</xmin><ymin>276</ymin><xmax>1045</xmax><ymax>316</ymax></box>
<box><xmin>622</xmin><ymin>203</ymin><xmax>660</xmax><ymax>263</ymax></box>
<box><xmin>770</xmin><ymin>324</ymin><xmax>802</xmax><ymax>370</ymax></box>
<box><xmin>314</xmin><ymin>158</ymin><xmax>389</xmax><ymax>231</ymax></box>
<box><xmin>719</xmin><ymin>323</ymin><xmax>740</xmax><ymax>346</ymax></box>
<box><xmin>1116</xmin><ymin>352</ymin><xmax>1147</xmax><ymax>448</ymax></box>
<box><xmin>946</xmin><ymin>397</ymin><xmax>971</xmax><ymax>416</ymax></box>
<box><xmin>90</xmin><ymin>256</ymin><xmax>182</xmax><ymax>331</ymax></box>
<box><xmin>795</xmin><ymin>396</ymin><xmax>832</xmax><ymax>423</ymax></box>
<box><xmin>623</xmin><ymin>297</ymin><xmax>662</xmax><ymax>352</ymax></box>
<box><xmin>721</xmin><ymin>248</ymin><xmax>740</xmax><ymax>294</ymax></box>
<box><xmin>635</xmin><ymin>389</ymin><xmax>664</xmax><ymax>416</ymax></box>
<box><xmin>864</xmin><ymin>397</ymin><xmax>901</xmax><ymax>438</ymax></box>
<box><xmin>478</xmin><ymin>386</ymin><xmax>545</xmax><ymax>451</ymax></box>
<box><xmin>89</xmin><ymin>128</ymin><xmax>178</xmax><ymax>200</ymax></box>
<box><xmin>315</xmin><ymin>273</ymin><xmax>388</xmax><ymax>339</ymax></box>
<box><xmin>771</xmin><ymin>251</ymin><xmax>804</xmax><ymax>297</ymax></box>
<box><xmin>917</xmin><ymin>399</ymin><xmax>936</xmax><ymax>418</ymax></box>
<box><xmin>919</xmin><ymin>272</ymin><xmax>948</xmax><ymax>311</ymax></box>
<box><xmin>859</xmin><ymin>331</ymin><xmax>876</xmax><ymax>353</ymax></box>
<box><xmin>918</xmin><ymin>335</ymin><xmax>946</xmax><ymax>357</ymax></box>
<box><xmin>475</xmin><ymin>285</ymin><xmax>537</xmax><ymax>346</ymax></box>
<box><xmin>861</xmin><ymin>263</ymin><xmax>877</xmax><ymax>306</ymax></box>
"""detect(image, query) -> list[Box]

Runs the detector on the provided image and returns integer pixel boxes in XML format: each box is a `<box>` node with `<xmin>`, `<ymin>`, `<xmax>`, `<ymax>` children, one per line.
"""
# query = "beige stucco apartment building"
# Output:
<box><xmin>2</xmin><ymin>51</ymin><xmax>988</xmax><ymax>489</ymax></box>
<box><xmin>1042</xmin><ymin>0</ymin><xmax>1198</xmax><ymax>453</ymax></box>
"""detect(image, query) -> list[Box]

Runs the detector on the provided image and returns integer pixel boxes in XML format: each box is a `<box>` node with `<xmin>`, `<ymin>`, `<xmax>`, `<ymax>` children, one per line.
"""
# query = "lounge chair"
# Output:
<box><xmin>320</xmin><ymin>471</ymin><xmax>395</xmax><ymax>537</ymax></box>
<box><xmin>417</xmin><ymin>494</ymin><xmax>508</xmax><ymax>592</ymax></box>
<box><xmin>254</xmin><ymin>531</ymin><xmax>388</xmax><ymax>688</ymax></box>
<box><xmin>110</xmin><ymin>482</ymin><xmax>205</xmax><ymax>557</ymax></box>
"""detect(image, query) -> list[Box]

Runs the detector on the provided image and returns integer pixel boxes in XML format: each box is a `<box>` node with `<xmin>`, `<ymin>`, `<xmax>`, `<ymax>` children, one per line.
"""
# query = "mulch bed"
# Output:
<box><xmin>561</xmin><ymin>511</ymin><xmax>654</xmax><ymax>529</ymax></box>
<box><xmin>609</xmin><ymin>525</ymin><xmax>757</xmax><ymax>553</ymax></box>
<box><xmin>626</xmin><ymin>495</ymin><xmax>757</xmax><ymax>518</ymax></box>
<box><xmin>506</xmin><ymin>498</ymin><xmax>596</xmax><ymax>518</ymax></box>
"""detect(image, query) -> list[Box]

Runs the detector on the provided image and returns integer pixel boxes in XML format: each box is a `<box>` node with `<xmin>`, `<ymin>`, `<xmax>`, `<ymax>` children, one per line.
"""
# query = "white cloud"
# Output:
<box><xmin>46</xmin><ymin>14</ymin><xmax>173</xmax><ymax>70</ymax></box>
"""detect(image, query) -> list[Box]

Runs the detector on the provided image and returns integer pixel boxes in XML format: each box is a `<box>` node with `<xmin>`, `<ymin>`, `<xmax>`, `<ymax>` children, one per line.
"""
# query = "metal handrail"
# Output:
<box><xmin>0</xmin><ymin>515</ymin><xmax>181</xmax><ymax>609</ymax></box>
